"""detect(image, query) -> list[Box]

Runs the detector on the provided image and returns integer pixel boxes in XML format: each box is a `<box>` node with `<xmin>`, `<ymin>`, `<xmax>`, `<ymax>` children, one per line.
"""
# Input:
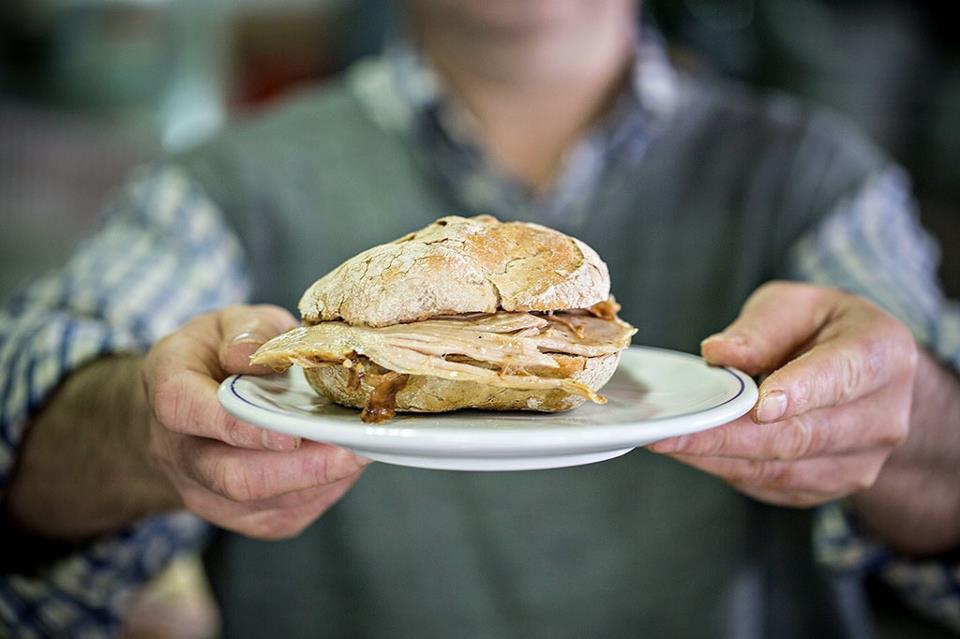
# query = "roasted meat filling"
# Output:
<box><xmin>252</xmin><ymin>299</ymin><xmax>636</xmax><ymax>419</ymax></box>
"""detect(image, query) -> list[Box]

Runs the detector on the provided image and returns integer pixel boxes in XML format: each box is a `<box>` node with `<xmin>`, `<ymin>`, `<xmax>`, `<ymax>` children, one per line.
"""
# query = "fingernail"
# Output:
<box><xmin>232</xmin><ymin>331</ymin><xmax>267</xmax><ymax>346</ymax></box>
<box><xmin>756</xmin><ymin>390</ymin><xmax>788</xmax><ymax>423</ymax></box>
<box><xmin>261</xmin><ymin>429</ymin><xmax>300</xmax><ymax>451</ymax></box>
<box><xmin>650</xmin><ymin>436</ymin><xmax>686</xmax><ymax>453</ymax></box>
<box><xmin>701</xmin><ymin>332</ymin><xmax>747</xmax><ymax>348</ymax></box>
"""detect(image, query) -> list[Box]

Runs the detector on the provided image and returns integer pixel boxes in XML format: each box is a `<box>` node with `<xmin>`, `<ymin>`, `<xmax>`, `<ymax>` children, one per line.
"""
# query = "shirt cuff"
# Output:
<box><xmin>0</xmin><ymin>512</ymin><xmax>208</xmax><ymax>638</ymax></box>
<box><xmin>815</xmin><ymin>503</ymin><xmax>960</xmax><ymax>633</ymax></box>
<box><xmin>0</xmin><ymin>310</ymin><xmax>146</xmax><ymax>490</ymax></box>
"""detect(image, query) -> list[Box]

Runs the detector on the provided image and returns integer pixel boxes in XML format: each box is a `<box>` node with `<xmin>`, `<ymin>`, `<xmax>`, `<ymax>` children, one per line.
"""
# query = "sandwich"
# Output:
<box><xmin>251</xmin><ymin>215</ymin><xmax>636</xmax><ymax>422</ymax></box>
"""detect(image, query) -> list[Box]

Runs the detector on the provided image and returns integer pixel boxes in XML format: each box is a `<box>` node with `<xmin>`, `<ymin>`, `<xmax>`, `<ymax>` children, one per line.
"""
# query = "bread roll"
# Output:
<box><xmin>303</xmin><ymin>352</ymin><xmax>621</xmax><ymax>415</ymax></box>
<box><xmin>298</xmin><ymin>215</ymin><xmax>610</xmax><ymax>328</ymax></box>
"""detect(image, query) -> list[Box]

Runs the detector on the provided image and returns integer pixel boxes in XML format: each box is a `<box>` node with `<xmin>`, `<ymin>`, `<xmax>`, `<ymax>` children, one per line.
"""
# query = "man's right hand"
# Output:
<box><xmin>141</xmin><ymin>305</ymin><xmax>371</xmax><ymax>540</ymax></box>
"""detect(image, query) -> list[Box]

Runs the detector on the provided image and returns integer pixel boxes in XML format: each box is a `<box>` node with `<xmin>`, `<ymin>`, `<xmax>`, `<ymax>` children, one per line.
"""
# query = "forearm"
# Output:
<box><xmin>850</xmin><ymin>348</ymin><xmax>960</xmax><ymax>555</ymax></box>
<box><xmin>3</xmin><ymin>356</ymin><xmax>181</xmax><ymax>542</ymax></box>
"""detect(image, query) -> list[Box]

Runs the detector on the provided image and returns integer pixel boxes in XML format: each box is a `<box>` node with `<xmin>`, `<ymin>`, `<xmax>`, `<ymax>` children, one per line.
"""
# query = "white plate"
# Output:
<box><xmin>218</xmin><ymin>346</ymin><xmax>757</xmax><ymax>471</ymax></box>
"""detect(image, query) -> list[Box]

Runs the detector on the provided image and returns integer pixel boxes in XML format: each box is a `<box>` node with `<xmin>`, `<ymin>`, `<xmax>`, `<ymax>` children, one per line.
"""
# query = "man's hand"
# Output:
<box><xmin>649</xmin><ymin>281</ymin><xmax>918</xmax><ymax>508</ymax></box>
<box><xmin>141</xmin><ymin>305</ymin><xmax>371</xmax><ymax>540</ymax></box>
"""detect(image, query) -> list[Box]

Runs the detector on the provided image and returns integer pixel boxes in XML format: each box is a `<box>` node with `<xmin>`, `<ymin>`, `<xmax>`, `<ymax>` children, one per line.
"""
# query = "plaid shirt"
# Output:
<box><xmin>2</xmin><ymin>33</ymin><xmax>959</xmax><ymax>637</ymax></box>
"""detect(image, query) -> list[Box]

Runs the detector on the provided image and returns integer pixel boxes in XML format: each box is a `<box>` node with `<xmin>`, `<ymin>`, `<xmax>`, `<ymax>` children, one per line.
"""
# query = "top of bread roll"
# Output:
<box><xmin>298</xmin><ymin>215</ymin><xmax>610</xmax><ymax>327</ymax></box>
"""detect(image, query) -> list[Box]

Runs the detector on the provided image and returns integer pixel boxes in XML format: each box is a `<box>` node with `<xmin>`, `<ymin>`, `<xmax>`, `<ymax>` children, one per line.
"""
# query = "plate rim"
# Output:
<box><xmin>217</xmin><ymin>346</ymin><xmax>758</xmax><ymax>455</ymax></box>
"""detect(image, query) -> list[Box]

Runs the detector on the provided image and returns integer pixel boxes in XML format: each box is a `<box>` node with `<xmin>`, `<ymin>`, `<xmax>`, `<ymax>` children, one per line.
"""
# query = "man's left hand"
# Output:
<box><xmin>649</xmin><ymin>281</ymin><xmax>918</xmax><ymax>507</ymax></box>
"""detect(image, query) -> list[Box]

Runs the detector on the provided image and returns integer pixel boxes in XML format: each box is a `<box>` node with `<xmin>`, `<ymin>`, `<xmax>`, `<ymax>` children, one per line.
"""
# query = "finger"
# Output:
<box><xmin>145</xmin><ymin>312</ymin><xmax>224</xmax><ymax>382</ymax></box>
<box><xmin>665</xmin><ymin>449</ymin><xmax>889</xmax><ymax>505</ymax></box>
<box><xmin>150</xmin><ymin>364</ymin><xmax>300</xmax><ymax>450</ymax></box>
<box><xmin>701</xmin><ymin>281</ymin><xmax>836</xmax><ymax>375</ymax></box>
<box><xmin>218</xmin><ymin>304</ymin><xmax>299</xmax><ymax>374</ymax></box>
<box><xmin>179</xmin><ymin>473</ymin><xmax>361</xmax><ymax>540</ymax></box>
<box><xmin>649</xmin><ymin>386</ymin><xmax>909</xmax><ymax>460</ymax></box>
<box><xmin>183</xmin><ymin>439</ymin><xmax>371</xmax><ymax>503</ymax></box>
<box><xmin>753</xmin><ymin>314</ymin><xmax>916</xmax><ymax>422</ymax></box>
<box><xmin>729</xmin><ymin>484</ymin><xmax>826</xmax><ymax>509</ymax></box>
<box><xmin>143</xmin><ymin>310</ymin><xmax>301</xmax><ymax>449</ymax></box>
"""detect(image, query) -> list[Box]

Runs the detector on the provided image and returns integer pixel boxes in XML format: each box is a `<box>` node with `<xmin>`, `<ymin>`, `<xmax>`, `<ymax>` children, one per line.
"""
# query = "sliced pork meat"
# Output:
<box><xmin>251</xmin><ymin>301</ymin><xmax>636</xmax><ymax>404</ymax></box>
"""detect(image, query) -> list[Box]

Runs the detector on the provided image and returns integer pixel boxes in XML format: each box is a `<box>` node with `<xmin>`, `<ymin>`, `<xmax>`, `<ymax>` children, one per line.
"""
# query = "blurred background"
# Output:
<box><xmin>1</xmin><ymin>0</ymin><xmax>957</xmax><ymax>300</ymax></box>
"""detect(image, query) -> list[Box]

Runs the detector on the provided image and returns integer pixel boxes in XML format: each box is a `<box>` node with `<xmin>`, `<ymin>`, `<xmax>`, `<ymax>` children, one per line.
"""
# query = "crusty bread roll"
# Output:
<box><xmin>252</xmin><ymin>215</ymin><xmax>634</xmax><ymax>422</ymax></box>
<box><xmin>303</xmin><ymin>352</ymin><xmax>621</xmax><ymax>415</ymax></box>
<box><xmin>298</xmin><ymin>215</ymin><xmax>610</xmax><ymax>327</ymax></box>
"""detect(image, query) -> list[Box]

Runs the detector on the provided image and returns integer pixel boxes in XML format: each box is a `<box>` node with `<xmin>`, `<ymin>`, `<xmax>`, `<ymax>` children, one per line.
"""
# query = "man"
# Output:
<box><xmin>2</xmin><ymin>1</ymin><xmax>959</xmax><ymax>637</ymax></box>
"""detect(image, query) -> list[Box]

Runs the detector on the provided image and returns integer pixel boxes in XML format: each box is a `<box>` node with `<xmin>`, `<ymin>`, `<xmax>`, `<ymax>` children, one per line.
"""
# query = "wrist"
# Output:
<box><xmin>849</xmin><ymin>348</ymin><xmax>960</xmax><ymax>555</ymax></box>
<box><xmin>3</xmin><ymin>356</ymin><xmax>181</xmax><ymax>541</ymax></box>
<box><xmin>126</xmin><ymin>357</ymin><xmax>183</xmax><ymax>515</ymax></box>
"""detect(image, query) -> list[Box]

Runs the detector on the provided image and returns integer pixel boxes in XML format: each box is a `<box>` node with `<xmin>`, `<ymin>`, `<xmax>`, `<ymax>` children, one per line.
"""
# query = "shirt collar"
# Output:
<box><xmin>349</xmin><ymin>25</ymin><xmax>679</xmax><ymax>225</ymax></box>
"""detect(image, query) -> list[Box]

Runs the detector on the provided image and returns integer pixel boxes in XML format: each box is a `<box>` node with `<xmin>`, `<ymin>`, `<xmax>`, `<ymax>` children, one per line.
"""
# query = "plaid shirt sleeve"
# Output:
<box><xmin>785</xmin><ymin>167</ymin><xmax>960</xmax><ymax>632</ymax></box>
<box><xmin>0</xmin><ymin>163</ymin><xmax>250</xmax><ymax>637</ymax></box>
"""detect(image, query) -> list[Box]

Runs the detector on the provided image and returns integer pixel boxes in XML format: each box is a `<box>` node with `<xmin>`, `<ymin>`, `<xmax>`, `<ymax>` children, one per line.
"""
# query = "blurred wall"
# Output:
<box><xmin>1</xmin><ymin>0</ymin><xmax>957</xmax><ymax>300</ymax></box>
<box><xmin>0</xmin><ymin>0</ymin><xmax>232</xmax><ymax>297</ymax></box>
<box><xmin>649</xmin><ymin>0</ymin><xmax>960</xmax><ymax>297</ymax></box>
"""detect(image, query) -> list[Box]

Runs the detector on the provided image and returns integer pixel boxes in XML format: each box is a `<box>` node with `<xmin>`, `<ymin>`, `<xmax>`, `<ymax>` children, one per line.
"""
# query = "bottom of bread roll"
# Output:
<box><xmin>303</xmin><ymin>352</ymin><xmax>621</xmax><ymax>419</ymax></box>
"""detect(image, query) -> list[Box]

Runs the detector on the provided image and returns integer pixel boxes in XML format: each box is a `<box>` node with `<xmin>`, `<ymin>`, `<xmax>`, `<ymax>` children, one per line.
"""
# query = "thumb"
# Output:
<box><xmin>700</xmin><ymin>281</ymin><xmax>839</xmax><ymax>375</ymax></box>
<box><xmin>217</xmin><ymin>304</ymin><xmax>299</xmax><ymax>374</ymax></box>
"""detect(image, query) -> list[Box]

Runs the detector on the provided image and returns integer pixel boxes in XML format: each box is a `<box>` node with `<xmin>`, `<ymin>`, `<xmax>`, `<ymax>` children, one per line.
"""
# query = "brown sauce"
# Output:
<box><xmin>361</xmin><ymin>372</ymin><xmax>410</xmax><ymax>423</ymax></box>
<box><xmin>343</xmin><ymin>352</ymin><xmax>364</xmax><ymax>391</ymax></box>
